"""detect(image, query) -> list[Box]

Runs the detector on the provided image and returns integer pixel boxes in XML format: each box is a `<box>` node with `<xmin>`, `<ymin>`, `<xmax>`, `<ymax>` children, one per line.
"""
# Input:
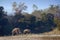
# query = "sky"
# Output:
<box><xmin>0</xmin><ymin>0</ymin><xmax>60</xmax><ymax>15</ymax></box>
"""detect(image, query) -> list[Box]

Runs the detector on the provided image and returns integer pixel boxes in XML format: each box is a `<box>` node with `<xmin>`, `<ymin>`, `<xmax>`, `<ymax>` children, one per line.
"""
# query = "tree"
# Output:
<box><xmin>0</xmin><ymin>6</ymin><xmax>4</xmax><ymax>36</ymax></box>
<box><xmin>12</xmin><ymin>2</ymin><xmax>17</xmax><ymax>10</ymax></box>
<box><xmin>12</xmin><ymin>2</ymin><xmax>28</xmax><ymax>30</ymax></box>
<box><xmin>32</xmin><ymin>10</ymin><xmax>42</xmax><ymax>21</ymax></box>
<box><xmin>45</xmin><ymin>13</ymin><xmax>56</xmax><ymax>31</ymax></box>
<box><xmin>12</xmin><ymin>2</ymin><xmax>27</xmax><ymax>14</ymax></box>
<box><xmin>0</xmin><ymin>6</ymin><xmax>4</xmax><ymax>18</ymax></box>
<box><xmin>0</xmin><ymin>6</ymin><xmax>12</xmax><ymax>36</ymax></box>
<box><xmin>33</xmin><ymin>4</ymin><xmax>38</xmax><ymax>11</ymax></box>
<box><xmin>41</xmin><ymin>12</ymin><xmax>47</xmax><ymax>22</ymax></box>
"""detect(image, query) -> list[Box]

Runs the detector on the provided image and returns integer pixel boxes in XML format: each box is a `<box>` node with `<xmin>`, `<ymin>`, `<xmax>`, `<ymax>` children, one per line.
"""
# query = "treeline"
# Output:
<box><xmin>0</xmin><ymin>2</ymin><xmax>60</xmax><ymax>36</ymax></box>
<box><xmin>0</xmin><ymin>6</ymin><xmax>57</xmax><ymax>36</ymax></box>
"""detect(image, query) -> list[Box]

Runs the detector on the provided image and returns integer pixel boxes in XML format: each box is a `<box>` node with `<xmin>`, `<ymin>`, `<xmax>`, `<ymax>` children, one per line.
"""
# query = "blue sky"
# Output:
<box><xmin>0</xmin><ymin>0</ymin><xmax>60</xmax><ymax>15</ymax></box>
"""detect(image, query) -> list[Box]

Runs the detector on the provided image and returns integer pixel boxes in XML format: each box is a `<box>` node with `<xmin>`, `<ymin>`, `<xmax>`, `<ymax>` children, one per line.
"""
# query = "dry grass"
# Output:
<box><xmin>43</xmin><ymin>28</ymin><xmax>60</xmax><ymax>35</ymax></box>
<box><xmin>0</xmin><ymin>34</ymin><xmax>60</xmax><ymax>40</ymax></box>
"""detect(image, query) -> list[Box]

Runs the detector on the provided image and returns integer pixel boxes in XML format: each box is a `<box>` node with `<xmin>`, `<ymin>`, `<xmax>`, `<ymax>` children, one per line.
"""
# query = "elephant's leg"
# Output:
<box><xmin>12</xmin><ymin>32</ymin><xmax>14</xmax><ymax>36</ymax></box>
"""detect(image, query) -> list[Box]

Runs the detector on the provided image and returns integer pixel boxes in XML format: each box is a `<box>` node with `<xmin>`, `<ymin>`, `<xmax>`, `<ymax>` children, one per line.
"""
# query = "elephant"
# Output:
<box><xmin>12</xmin><ymin>28</ymin><xmax>21</xmax><ymax>35</ymax></box>
<box><xmin>23</xmin><ymin>29</ymin><xmax>31</xmax><ymax>34</ymax></box>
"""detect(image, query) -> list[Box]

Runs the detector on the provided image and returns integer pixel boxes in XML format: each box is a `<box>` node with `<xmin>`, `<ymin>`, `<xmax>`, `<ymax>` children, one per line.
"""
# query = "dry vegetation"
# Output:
<box><xmin>43</xmin><ymin>28</ymin><xmax>60</xmax><ymax>35</ymax></box>
<box><xmin>0</xmin><ymin>34</ymin><xmax>60</xmax><ymax>40</ymax></box>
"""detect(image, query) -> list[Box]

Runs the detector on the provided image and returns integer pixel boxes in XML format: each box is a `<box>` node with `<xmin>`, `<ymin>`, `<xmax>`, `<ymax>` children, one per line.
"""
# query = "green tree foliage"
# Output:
<box><xmin>41</xmin><ymin>12</ymin><xmax>47</xmax><ymax>22</ymax></box>
<box><xmin>33</xmin><ymin>4</ymin><xmax>38</xmax><ymax>10</ymax></box>
<box><xmin>32</xmin><ymin>10</ymin><xmax>42</xmax><ymax>21</ymax></box>
<box><xmin>54</xmin><ymin>17</ymin><xmax>60</xmax><ymax>30</ymax></box>
<box><xmin>0</xmin><ymin>6</ymin><xmax>12</xmax><ymax>36</ymax></box>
